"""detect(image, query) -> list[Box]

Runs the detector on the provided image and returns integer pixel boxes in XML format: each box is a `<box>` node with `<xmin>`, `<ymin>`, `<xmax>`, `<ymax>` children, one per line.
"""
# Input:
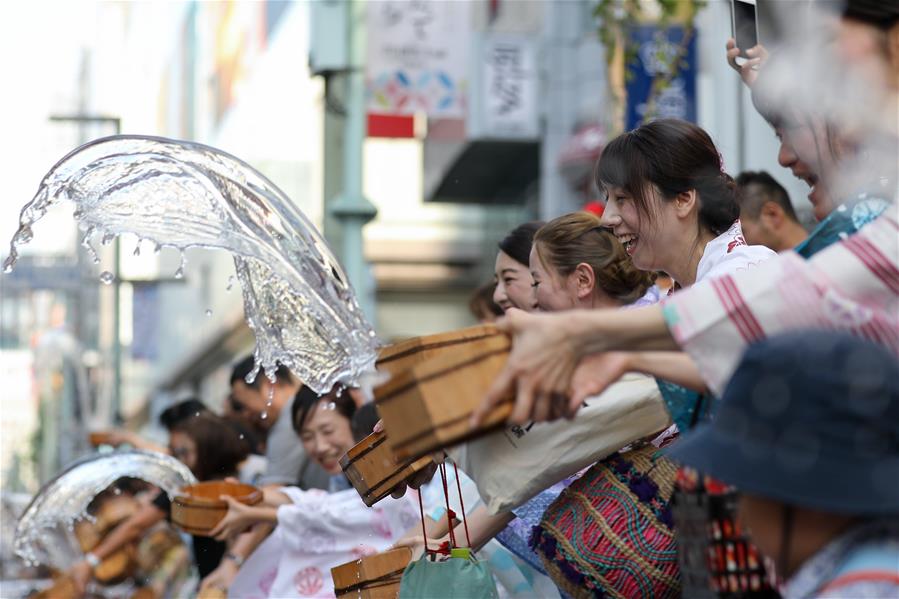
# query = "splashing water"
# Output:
<box><xmin>14</xmin><ymin>450</ymin><xmax>196</xmax><ymax>568</ymax></box>
<box><xmin>3</xmin><ymin>135</ymin><xmax>381</xmax><ymax>392</ymax></box>
<box><xmin>99</xmin><ymin>270</ymin><xmax>115</xmax><ymax>285</ymax></box>
<box><xmin>260</xmin><ymin>383</ymin><xmax>277</xmax><ymax>421</ymax></box>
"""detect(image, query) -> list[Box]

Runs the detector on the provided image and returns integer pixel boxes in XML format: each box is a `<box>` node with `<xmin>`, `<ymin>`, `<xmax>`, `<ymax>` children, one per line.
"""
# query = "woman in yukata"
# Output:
<box><xmin>205</xmin><ymin>386</ymin><xmax>419</xmax><ymax>599</ymax></box>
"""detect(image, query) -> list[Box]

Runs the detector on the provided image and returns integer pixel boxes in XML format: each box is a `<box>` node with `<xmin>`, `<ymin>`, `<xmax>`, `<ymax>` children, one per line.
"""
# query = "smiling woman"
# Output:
<box><xmin>292</xmin><ymin>386</ymin><xmax>357</xmax><ymax>477</ymax></box>
<box><xmin>529</xmin><ymin>212</ymin><xmax>655</xmax><ymax>312</ymax></box>
<box><xmin>597</xmin><ymin>119</ymin><xmax>749</xmax><ymax>288</ymax></box>
<box><xmin>493</xmin><ymin>222</ymin><xmax>544</xmax><ymax>312</ymax></box>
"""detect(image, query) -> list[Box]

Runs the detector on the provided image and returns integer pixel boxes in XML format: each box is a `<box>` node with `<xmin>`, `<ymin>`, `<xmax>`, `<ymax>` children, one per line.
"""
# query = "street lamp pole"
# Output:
<box><xmin>49</xmin><ymin>115</ymin><xmax>122</xmax><ymax>421</ymax></box>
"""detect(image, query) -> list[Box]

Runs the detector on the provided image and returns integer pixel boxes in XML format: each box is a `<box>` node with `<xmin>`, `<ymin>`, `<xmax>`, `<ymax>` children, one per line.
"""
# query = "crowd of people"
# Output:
<box><xmin>65</xmin><ymin>1</ymin><xmax>897</xmax><ymax>598</ymax></box>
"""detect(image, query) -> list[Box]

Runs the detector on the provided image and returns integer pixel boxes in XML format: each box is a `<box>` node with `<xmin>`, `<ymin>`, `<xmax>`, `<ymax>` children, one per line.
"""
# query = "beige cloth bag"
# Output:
<box><xmin>449</xmin><ymin>373</ymin><xmax>671</xmax><ymax>514</ymax></box>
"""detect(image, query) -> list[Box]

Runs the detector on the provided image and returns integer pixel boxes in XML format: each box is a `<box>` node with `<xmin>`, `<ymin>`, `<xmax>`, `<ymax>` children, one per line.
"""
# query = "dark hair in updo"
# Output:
<box><xmin>498</xmin><ymin>221</ymin><xmax>545</xmax><ymax>266</ymax></box>
<box><xmin>534</xmin><ymin>212</ymin><xmax>655</xmax><ymax>306</ymax></box>
<box><xmin>595</xmin><ymin>119</ymin><xmax>740</xmax><ymax>236</ymax></box>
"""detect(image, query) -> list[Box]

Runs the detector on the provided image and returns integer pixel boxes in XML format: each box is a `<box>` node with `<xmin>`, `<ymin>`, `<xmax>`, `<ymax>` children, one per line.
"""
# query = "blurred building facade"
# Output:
<box><xmin>1</xmin><ymin>0</ymin><xmax>813</xmax><ymax>489</ymax></box>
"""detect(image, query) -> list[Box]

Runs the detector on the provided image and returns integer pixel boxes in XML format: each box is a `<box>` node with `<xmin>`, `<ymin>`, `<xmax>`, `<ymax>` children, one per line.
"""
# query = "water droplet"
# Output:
<box><xmin>153</xmin><ymin>243</ymin><xmax>162</xmax><ymax>255</ymax></box>
<box><xmin>226</xmin><ymin>275</ymin><xmax>235</xmax><ymax>291</ymax></box>
<box><xmin>174</xmin><ymin>253</ymin><xmax>186</xmax><ymax>279</ymax></box>
<box><xmin>2</xmin><ymin>256</ymin><xmax>14</xmax><ymax>273</ymax></box>
<box><xmin>101</xmin><ymin>232</ymin><xmax>115</xmax><ymax>246</ymax></box>
<box><xmin>100</xmin><ymin>271</ymin><xmax>115</xmax><ymax>285</ymax></box>
<box><xmin>260</xmin><ymin>412</ymin><xmax>269</xmax><ymax>420</ymax></box>
<box><xmin>205</xmin><ymin>309</ymin><xmax>213</xmax><ymax>317</ymax></box>
<box><xmin>239</xmin><ymin>434</ymin><xmax>245</xmax><ymax>440</ymax></box>
<box><xmin>133</xmin><ymin>240</ymin><xmax>142</xmax><ymax>256</ymax></box>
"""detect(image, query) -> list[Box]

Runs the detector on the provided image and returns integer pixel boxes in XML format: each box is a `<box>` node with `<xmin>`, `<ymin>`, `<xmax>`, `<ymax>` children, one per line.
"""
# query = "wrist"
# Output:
<box><xmin>224</xmin><ymin>552</ymin><xmax>245</xmax><ymax>568</ymax></box>
<box><xmin>623</xmin><ymin>351</ymin><xmax>640</xmax><ymax>373</ymax></box>
<box><xmin>566</xmin><ymin>311</ymin><xmax>602</xmax><ymax>356</ymax></box>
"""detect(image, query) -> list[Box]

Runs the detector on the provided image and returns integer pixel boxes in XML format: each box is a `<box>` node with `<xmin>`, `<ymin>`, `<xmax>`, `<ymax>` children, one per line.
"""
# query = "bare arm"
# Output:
<box><xmin>210</xmin><ymin>497</ymin><xmax>278</xmax><ymax>541</ymax></box>
<box><xmin>199</xmin><ymin>522</ymin><xmax>274</xmax><ymax>592</ymax></box>
<box><xmin>86</xmin><ymin>502</ymin><xmax>165</xmax><ymax>560</ymax></box>
<box><xmin>69</xmin><ymin>502</ymin><xmax>165</xmax><ymax>593</ymax></box>
<box><xmin>627</xmin><ymin>352</ymin><xmax>708</xmax><ymax>393</ymax></box>
<box><xmin>450</xmin><ymin>505</ymin><xmax>514</xmax><ymax>552</ymax></box>
<box><xmin>261</xmin><ymin>487</ymin><xmax>292</xmax><ymax>507</ymax></box>
<box><xmin>476</xmin><ymin>305</ymin><xmax>675</xmax><ymax>425</ymax></box>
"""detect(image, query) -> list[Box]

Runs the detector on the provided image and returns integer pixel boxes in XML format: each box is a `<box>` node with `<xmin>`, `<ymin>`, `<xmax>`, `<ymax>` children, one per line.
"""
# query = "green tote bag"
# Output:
<box><xmin>399</xmin><ymin>551</ymin><xmax>499</xmax><ymax>599</ymax></box>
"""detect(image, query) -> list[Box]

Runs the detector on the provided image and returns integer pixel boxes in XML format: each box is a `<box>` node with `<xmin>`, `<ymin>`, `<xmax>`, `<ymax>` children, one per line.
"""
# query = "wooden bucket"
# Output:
<box><xmin>73</xmin><ymin>523</ymin><xmax>138</xmax><ymax>584</ymax></box>
<box><xmin>93</xmin><ymin>544</ymin><xmax>138</xmax><ymax>585</ymax></box>
<box><xmin>375</xmin><ymin>325</ymin><xmax>504</xmax><ymax>378</ymax></box>
<box><xmin>88</xmin><ymin>431</ymin><xmax>115</xmax><ymax>447</ymax></box>
<box><xmin>171</xmin><ymin>481</ymin><xmax>262</xmax><ymax>536</ymax></box>
<box><xmin>130</xmin><ymin>587</ymin><xmax>158</xmax><ymax>599</ymax></box>
<box><xmin>340</xmin><ymin>431</ymin><xmax>434</xmax><ymax>507</ymax></box>
<box><xmin>331</xmin><ymin>547</ymin><xmax>412</xmax><ymax>599</ymax></box>
<box><xmin>375</xmin><ymin>329</ymin><xmax>514</xmax><ymax>459</ymax></box>
<box><xmin>137</xmin><ymin>527</ymin><xmax>182</xmax><ymax>573</ymax></box>
<box><xmin>73</xmin><ymin>496</ymin><xmax>140</xmax><ymax>585</ymax></box>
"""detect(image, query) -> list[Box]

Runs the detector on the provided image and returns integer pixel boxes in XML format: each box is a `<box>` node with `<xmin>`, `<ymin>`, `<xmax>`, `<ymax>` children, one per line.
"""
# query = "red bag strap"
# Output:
<box><xmin>415</xmin><ymin>458</ymin><xmax>473</xmax><ymax>556</ymax></box>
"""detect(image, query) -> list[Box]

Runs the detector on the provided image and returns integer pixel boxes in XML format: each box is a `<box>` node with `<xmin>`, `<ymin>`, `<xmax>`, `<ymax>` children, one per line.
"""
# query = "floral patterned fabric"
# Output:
<box><xmin>228</xmin><ymin>485</ymin><xmax>419</xmax><ymax>598</ymax></box>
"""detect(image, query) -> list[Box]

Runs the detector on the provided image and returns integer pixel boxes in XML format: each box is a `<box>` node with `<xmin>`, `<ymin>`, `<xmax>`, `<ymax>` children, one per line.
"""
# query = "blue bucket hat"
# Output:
<box><xmin>668</xmin><ymin>331</ymin><xmax>899</xmax><ymax>515</ymax></box>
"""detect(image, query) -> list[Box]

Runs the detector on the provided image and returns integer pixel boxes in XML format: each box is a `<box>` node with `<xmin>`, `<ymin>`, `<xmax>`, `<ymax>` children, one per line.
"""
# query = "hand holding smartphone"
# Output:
<box><xmin>728</xmin><ymin>0</ymin><xmax>768</xmax><ymax>87</ymax></box>
<box><xmin>731</xmin><ymin>0</ymin><xmax>759</xmax><ymax>62</ymax></box>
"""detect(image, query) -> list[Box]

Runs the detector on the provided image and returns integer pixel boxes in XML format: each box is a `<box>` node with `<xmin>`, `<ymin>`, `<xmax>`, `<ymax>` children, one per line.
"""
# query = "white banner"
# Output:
<box><xmin>366</xmin><ymin>1</ymin><xmax>471</xmax><ymax>118</ymax></box>
<box><xmin>482</xmin><ymin>37</ymin><xmax>539</xmax><ymax>139</ymax></box>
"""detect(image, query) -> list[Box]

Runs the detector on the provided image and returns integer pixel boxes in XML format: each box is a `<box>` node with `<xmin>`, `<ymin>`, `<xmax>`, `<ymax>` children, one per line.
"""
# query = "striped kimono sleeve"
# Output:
<box><xmin>662</xmin><ymin>205</ymin><xmax>898</xmax><ymax>396</ymax></box>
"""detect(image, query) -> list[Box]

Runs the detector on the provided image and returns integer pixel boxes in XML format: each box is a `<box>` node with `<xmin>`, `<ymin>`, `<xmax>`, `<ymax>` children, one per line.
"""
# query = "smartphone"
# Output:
<box><xmin>731</xmin><ymin>0</ymin><xmax>758</xmax><ymax>59</ymax></box>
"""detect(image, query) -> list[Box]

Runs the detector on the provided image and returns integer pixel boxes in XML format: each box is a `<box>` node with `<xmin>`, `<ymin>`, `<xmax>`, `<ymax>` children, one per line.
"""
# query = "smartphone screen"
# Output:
<box><xmin>732</xmin><ymin>0</ymin><xmax>758</xmax><ymax>57</ymax></box>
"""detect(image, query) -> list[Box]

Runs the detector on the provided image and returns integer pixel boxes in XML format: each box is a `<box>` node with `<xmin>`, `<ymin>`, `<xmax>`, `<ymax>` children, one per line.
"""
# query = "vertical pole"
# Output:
<box><xmin>112</xmin><ymin>118</ymin><xmax>122</xmax><ymax>423</ymax></box>
<box><xmin>538</xmin><ymin>1</ymin><xmax>581</xmax><ymax>221</ymax></box>
<box><xmin>329</xmin><ymin>0</ymin><xmax>378</xmax><ymax>321</ymax></box>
